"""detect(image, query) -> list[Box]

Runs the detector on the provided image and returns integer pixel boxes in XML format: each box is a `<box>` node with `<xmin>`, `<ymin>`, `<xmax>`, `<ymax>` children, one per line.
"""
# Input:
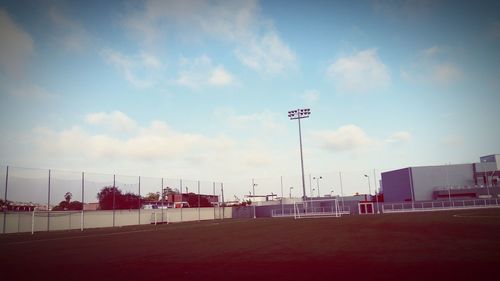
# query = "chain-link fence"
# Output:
<box><xmin>235</xmin><ymin>169</ymin><xmax>385</xmax><ymax>202</ymax></box>
<box><xmin>0</xmin><ymin>166</ymin><xmax>229</xmax><ymax>234</ymax></box>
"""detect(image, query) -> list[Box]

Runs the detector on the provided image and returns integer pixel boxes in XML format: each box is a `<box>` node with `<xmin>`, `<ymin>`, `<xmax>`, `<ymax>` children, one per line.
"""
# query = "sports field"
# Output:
<box><xmin>2</xmin><ymin>208</ymin><xmax>500</xmax><ymax>281</ymax></box>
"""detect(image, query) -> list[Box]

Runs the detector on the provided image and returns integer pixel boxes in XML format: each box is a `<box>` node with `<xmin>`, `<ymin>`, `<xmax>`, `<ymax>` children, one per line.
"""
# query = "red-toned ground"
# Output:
<box><xmin>1</xmin><ymin>208</ymin><xmax>500</xmax><ymax>281</ymax></box>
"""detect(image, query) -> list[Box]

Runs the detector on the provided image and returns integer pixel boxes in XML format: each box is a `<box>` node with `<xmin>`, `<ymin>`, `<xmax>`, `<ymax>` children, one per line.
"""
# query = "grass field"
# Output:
<box><xmin>2</xmin><ymin>208</ymin><xmax>500</xmax><ymax>281</ymax></box>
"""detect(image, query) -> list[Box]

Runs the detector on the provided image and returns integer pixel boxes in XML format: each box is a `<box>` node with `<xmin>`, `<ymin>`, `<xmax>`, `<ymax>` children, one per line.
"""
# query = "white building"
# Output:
<box><xmin>381</xmin><ymin>155</ymin><xmax>499</xmax><ymax>203</ymax></box>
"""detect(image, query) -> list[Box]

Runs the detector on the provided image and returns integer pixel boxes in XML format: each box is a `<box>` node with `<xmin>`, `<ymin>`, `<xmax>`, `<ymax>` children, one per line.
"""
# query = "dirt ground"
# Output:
<box><xmin>1</xmin><ymin>208</ymin><xmax>500</xmax><ymax>281</ymax></box>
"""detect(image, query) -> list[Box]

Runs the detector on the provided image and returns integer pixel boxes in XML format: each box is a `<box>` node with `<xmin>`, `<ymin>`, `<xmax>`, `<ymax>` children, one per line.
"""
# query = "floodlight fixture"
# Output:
<box><xmin>313</xmin><ymin>176</ymin><xmax>323</xmax><ymax>197</ymax></box>
<box><xmin>288</xmin><ymin>108</ymin><xmax>311</xmax><ymax>201</ymax></box>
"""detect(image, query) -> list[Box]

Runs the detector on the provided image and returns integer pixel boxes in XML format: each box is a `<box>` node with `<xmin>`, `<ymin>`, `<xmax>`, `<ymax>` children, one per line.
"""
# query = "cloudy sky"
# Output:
<box><xmin>1</xmin><ymin>0</ymin><xmax>499</xmax><ymax>199</ymax></box>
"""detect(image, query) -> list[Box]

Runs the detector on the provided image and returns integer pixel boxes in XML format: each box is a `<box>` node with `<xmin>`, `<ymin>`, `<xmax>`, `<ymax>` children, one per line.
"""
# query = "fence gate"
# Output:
<box><xmin>358</xmin><ymin>202</ymin><xmax>374</xmax><ymax>215</ymax></box>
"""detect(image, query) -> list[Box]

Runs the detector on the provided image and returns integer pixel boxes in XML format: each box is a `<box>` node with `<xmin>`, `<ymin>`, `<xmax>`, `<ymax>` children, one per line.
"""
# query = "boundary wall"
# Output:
<box><xmin>0</xmin><ymin>207</ymin><xmax>232</xmax><ymax>234</ymax></box>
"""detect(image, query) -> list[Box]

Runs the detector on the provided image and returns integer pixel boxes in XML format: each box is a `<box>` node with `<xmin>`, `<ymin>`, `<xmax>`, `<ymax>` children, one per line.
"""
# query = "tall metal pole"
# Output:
<box><xmin>161</xmin><ymin>178</ymin><xmax>165</xmax><ymax>223</ymax></box>
<box><xmin>138</xmin><ymin>176</ymin><xmax>141</xmax><ymax>225</ymax></box>
<box><xmin>221</xmin><ymin>182</ymin><xmax>225</xmax><ymax>205</ymax></box>
<box><xmin>252</xmin><ymin>178</ymin><xmax>255</xmax><ymax>196</ymax></box>
<box><xmin>481</xmin><ymin>162</ymin><xmax>490</xmax><ymax>196</ymax></box>
<box><xmin>364</xmin><ymin>175</ymin><xmax>371</xmax><ymax>196</ymax></box>
<box><xmin>280</xmin><ymin>176</ymin><xmax>284</xmax><ymax>216</ymax></box>
<box><xmin>220</xmin><ymin>182</ymin><xmax>224</xmax><ymax>220</ymax></box>
<box><xmin>309</xmin><ymin>174</ymin><xmax>312</xmax><ymax>198</ymax></box>
<box><xmin>408</xmin><ymin>167</ymin><xmax>415</xmax><ymax>210</ymax></box>
<box><xmin>179</xmin><ymin>179</ymin><xmax>183</xmax><ymax>222</ymax></box>
<box><xmin>298</xmin><ymin>117</ymin><xmax>306</xmax><ymax>201</ymax></box>
<box><xmin>288</xmin><ymin>108</ymin><xmax>310</xmax><ymax>202</ymax></box>
<box><xmin>445</xmin><ymin>164</ymin><xmax>451</xmax><ymax>205</ymax></box>
<box><xmin>3</xmin><ymin>166</ymin><xmax>9</xmax><ymax>234</ymax></box>
<box><xmin>339</xmin><ymin>171</ymin><xmax>344</xmax><ymax>210</ymax></box>
<box><xmin>213</xmin><ymin>182</ymin><xmax>216</xmax><ymax>220</ymax></box>
<box><xmin>313</xmin><ymin>176</ymin><xmax>322</xmax><ymax>197</ymax></box>
<box><xmin>373</xmin><ymin>169</ymin><xmax>379</xmax><ymax>214</ymax></box>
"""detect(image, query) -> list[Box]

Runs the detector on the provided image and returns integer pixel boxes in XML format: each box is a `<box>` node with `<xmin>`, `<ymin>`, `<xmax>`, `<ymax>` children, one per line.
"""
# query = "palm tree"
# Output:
<box><xmin>64</xmin><ymin>192</ymin><xmax>72</xmax><ymax>204</ymax></box>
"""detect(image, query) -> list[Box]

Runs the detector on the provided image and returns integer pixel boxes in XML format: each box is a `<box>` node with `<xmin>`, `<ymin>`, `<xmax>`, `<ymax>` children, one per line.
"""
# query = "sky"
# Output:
<box><xmin>1</xmin><ymin>0</ymin><xmax>500</xmax><ymax>201</ymax></box>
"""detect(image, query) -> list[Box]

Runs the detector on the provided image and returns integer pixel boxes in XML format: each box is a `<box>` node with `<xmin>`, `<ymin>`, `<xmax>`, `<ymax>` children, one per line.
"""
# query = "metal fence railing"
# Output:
<box><xmin>0</xmin><ymin>165</ymin><xmax>229</xmax><ymax>234</ymax></box>
<box><xmin>382</xmin><ymin>198</ymin><xmax>500</xmax><ymax>213</ymax></box>
<box><xmin>271</xmin><ymin>205</ymin><xmax>351</xmax><ymax>217</ymax></box>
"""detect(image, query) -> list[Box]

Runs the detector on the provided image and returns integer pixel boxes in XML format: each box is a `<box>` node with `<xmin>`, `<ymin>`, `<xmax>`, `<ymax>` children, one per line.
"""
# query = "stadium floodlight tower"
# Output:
<box><xmin>288</xmin><ymin>108</ymin><xmax>311</xmax><ymax>201</ymax></box>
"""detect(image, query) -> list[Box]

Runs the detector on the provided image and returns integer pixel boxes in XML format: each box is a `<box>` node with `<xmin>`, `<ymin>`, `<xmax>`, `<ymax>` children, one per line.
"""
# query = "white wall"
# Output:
<box><xmin>411</xmin><ymin>164</ymin><xmax>474</xmax><ymax>201</ymax></box>
<box><xmin>1</xmin><ymin>207</ymin><xmax>233</xmax><ymax>234</ymax></box>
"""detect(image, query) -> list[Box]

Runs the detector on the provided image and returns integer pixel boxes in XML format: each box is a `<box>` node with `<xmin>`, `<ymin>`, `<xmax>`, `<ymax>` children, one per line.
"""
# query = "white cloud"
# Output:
<box><xmin>327</xmin><ymin>49</ymin><xmax>391</xmax><ymax>94</ymax></box>
<box><xmin>85</xmin><ymin>111</ymin><xmax>138</xmax><ymax>133</ymax></box>
<box><xmin>215</xmin><ymin>108</ymin><xmax>284</xmax><ymax>132</ymax></box>
<box><xmin>235</xmin><ymin>31</ymin><xmax>297</xmax><ymax>75</ymax></box>
<box><xmin>100</xmin><ymin>48</ymin><xmax>163</xmax><ymax>88</ymax></box>
<box><xmin>176</xmin><ymin>55</ymin><xmax>234</xmax><ymax>88</ymax></box>
<box><xmin>440</xmin><ymin>135</ymin><xmax>464</xmax><ymax>147</ymax></box>
<box><xmin>0</xmin><ymin>9</ymin><xmax>34</xmax><ymax>78</ymax></box>
<box><xmin>140</xmin><ymin>53</ymin><xmax>163</xmax><ymax>69</ymax></box>
<box><xmin>209</xmin><ymin>66</ymin><xmax>234</xmax><ymax>86</ymax></box>
<box><xmin>313</xmin><ymin>125</ymin><xmax>375</xmax><ymax>151</ymax></box>
<box><xmin>35</xmin><ymin>118</ymin><xmax>234</xmax><ymax>162</ymax></box>
<box><xmin>302</xmin><ymin>89</ymin><xmax>320</xmax><ymax>103</ymax></box>
<box><xmin>401</xmin><ymin>46</ymin><xmax>462</xmax><ymax>86</ymax></box>
<box><xmin>121</xmin><ymin>0</ymin><xmax>296</xmax><ymax>75</ymax></box>
<box><xmin>386</xmin><ymin>131</ymin><xmax>412</xmax><ymax>143</ymax></box>
<box><xmin>422</xmin><ymin>46</ymin><xmax>440</xmax><ymax>57</ymax></box>
<box><xmin>432</xmin><ymin>64</ymin><xmax>461</xmax><ymax>84</ymax></box>
<box><xmin>243</xmin><ymin>150</ymin><xmax>272</xmax><ymax>167</ymax></box>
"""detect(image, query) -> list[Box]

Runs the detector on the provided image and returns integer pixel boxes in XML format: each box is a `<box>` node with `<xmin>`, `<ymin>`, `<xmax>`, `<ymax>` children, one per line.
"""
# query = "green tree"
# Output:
<box><xmin>97</xmin><ymin>186</ymin><xmax>121</xmax><ymax>210</ymax></box>
<box><xmin>97</xmin><ymin>186</ymin><xmax>141</xmax><ymax>210</ymax></box>
<box><xmin>144</xmin><ymin>192</ymin><xmax>160</xmax><ymax>201</ymax></box>
<box><xmin>186</xmin><ymin>193</ymin><xmax>213</xmax><ymax>208</ymax></box>
<box><xmin>68</xmin><ymin>201</ymin><xmax>83</xmax><ymax>210</ymax></box>
<box><xmin>52</xmin><ymin>193</ymin><xmax>82</xmax><ymax>211</ymax></box>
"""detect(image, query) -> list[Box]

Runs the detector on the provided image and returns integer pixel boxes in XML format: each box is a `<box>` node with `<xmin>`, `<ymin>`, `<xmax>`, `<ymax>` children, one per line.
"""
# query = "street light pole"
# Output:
<box><xmin>364</xmin><ymin>175</ymin><xmax>371</xmax><ymax>199</ymax></box>
<box><xmin>313</xmin><ymin>176</ymin><xmax>322</xmax><ymax>197</ymax></box>
<box><xmin>288</xmin><ymin>108</ymin><xmax>311</xmax><ymax>201</ymax></box>
<box><xmin>252</xmin><ymin>178</ymin><xmax>257</xmax><ymax>196</ymax></box>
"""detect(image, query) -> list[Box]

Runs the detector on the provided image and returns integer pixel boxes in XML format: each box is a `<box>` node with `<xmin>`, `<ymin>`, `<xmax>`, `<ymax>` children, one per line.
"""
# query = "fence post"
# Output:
<box><xmin>198</xmin><ymin>180</ymin><xmax>200</xmax><ymax>222</ymax></box>
<box><xmin>31</xmin><ymin>209</ymin><xmax>35</xmax><ymax>235</ymax></box>
<box><xmin>112</xmin><ymin>174</ymin><xmax>116</xmax><ymax>227</ymax></box>
<box><xmin>47</xmin><ymin>169</ymin><xmax>51</xmax><ymax>232</ymax></box>
<box><xmin>180</xmin><ymin>179</ymin><xmax>183</xmax><ymax>222</ymax></box>
<box><xmin>213</xmin><ymin>182</ymin><xmax>216</xmax><ymax>220</ymax></box>
<box><xmin>2</xmin><ymin>166</ymin><xmax>8</xmax><ymax>234</ymax></box>
<box><xmin>161</xmin><ymin>178</ymin><xmax>164</xmax><ymax>223</ymax></box>
<box><xmin>81</xmin><ymin>172</ymin><xmax>84</xmax><ymax>231</ymax></box>
<box><xmin>138</xmin><ymin>176</ymin><xmax>141</xmax><ymax>225</ymax></box>
<box><xmin>221</xmin><ymin>182</ymin><xmax>224</xmax><ymax>220</ymax></box>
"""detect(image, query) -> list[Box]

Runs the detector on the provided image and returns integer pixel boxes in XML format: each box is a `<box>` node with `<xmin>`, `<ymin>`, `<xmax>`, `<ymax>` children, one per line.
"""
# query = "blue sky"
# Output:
<box><xmin>1</xmin><ymin>0</ymin><xmax>499</xmax><ymax>199</ymax></box>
